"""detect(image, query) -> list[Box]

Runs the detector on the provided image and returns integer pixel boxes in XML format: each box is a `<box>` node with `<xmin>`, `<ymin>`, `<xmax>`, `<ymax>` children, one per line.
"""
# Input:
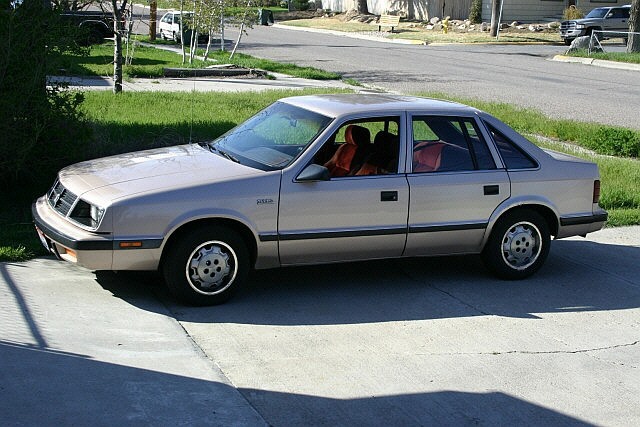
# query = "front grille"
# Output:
<box><xmin>560</xmin><ymin>22</ymin><xmax>576</xmax><ymax>31</ymax></box>
<box><xmin>47</xmin><ymin>180</ymin><xmax>78</xmax><ymax>217</ymax></box>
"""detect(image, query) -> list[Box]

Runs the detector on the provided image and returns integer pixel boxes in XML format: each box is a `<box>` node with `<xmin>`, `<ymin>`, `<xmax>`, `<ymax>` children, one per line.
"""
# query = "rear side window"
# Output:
<box><xmin>411</xmin><ymin>116</ymin><xmax>496</xmax><ymax>173</ymax></box>
<box><xmin>487</xmin><ymin>125</ymin><xmax>538</xmax><ymax>170</ymax></box>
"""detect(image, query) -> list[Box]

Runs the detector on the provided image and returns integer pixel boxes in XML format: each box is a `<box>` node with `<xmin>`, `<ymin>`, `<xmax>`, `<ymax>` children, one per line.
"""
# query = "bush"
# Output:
<box><xmin>583</xmin><ymin>127</ymin><xmax>640</xmax><ymax>158</ymax></box>
<box><xmin>563</xmin><ymin>6</ymin><xmax>584</xmax><ymax>20</ymax></box>
<box><xmin>290</xmin><ymin>0</ymin><xmax>309</xmax><ymax>11</ymax></box>
<box><xmin>0</xmin><ymin>1</ymin><xmax>90</xmax><ymax>197</ymax></box>
<box><xmin>469</xmin><ymin>0</ymin><xmax>482</xmax><ymax>24</ymax></box>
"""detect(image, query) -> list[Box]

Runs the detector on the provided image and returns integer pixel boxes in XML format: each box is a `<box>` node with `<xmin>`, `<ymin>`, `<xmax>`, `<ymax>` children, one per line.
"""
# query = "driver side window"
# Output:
<box><xmin>314</xmin><ymin>118</ymin><xmax>401</xmax><ymax>178</ymax></box>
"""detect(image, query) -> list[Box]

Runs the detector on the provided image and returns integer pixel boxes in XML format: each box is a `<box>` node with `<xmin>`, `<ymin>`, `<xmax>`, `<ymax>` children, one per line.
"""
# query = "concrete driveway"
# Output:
<box><xmin>1</xmin><ymin>226</ymin><xmax>639</xmax><ymax>425</ymax></box>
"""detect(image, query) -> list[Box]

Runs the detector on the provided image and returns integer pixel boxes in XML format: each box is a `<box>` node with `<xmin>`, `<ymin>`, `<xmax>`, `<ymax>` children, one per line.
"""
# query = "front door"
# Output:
<box><xmin>278</xmin><ymin>116</ymin><xmax>409</xmax><ymax>265</ymax></box>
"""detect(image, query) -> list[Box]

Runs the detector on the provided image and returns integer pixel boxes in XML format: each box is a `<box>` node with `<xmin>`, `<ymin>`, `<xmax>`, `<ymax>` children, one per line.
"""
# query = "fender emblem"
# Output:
<box><xmin>257</xmin><ymin>198</ymin><xmax>274</xmax><ymax>205</ymax></box>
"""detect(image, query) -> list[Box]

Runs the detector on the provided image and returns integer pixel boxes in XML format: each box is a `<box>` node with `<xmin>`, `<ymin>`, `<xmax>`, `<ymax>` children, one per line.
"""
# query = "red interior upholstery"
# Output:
<box><xmin>324</xmin><ymin>125</ymin><xmax>369</xmax><ymax>177</ymax></box>
<box><xmin>413</xmin><ymin>142</ymin><xmax>444</xmax><ymax>173</ymax></box>
<box><xmin>356</xmin><ymin>131</ymin><xmax>399</xmax><ymax>176</ymax></box>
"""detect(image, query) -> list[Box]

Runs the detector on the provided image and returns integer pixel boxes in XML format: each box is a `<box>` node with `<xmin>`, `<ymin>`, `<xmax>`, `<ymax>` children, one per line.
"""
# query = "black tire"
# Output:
<box><xmin>162</xmin><ymin>226</ymin><xmax>249</xmax><ymax>306</ymax></box>
<box><xmin>172</xmin><ymin>31</ymin><xmax>180</xmax><ymax>43</ymax></box>
<box><xmin>564</xmin><ymin>39</ymin><xmax>573</xmax><ymax>46</ymax></box>
<box><xmin>482</xmin><ymin>210</ymin><xmax>550</xmax><ymax>280</ymax></box>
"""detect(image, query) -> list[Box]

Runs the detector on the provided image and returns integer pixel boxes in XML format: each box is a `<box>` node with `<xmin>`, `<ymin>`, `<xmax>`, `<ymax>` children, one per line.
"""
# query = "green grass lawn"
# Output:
<box><xmin>58</xmin><ymin>41</ymin><xmax>341</xmax><ymax>80</ymax></box>
<box><xmin>57</xmin><ymin>42</ymin><xmax>209</xmax><ymax>78</ymax></box>
<box><xmin>2</xmin><ymin>90</ymin><xmax>638</xmax><ymax>262</ymax></box>
<box><xmin>280</xmin><ymin>18</ymin><xmax>562</xmax><ymax>44</ymax></box>
<box><xmin>566</xmin><ymin>50</ymin><xmax>640</xmax><ymax>64</ymax></box>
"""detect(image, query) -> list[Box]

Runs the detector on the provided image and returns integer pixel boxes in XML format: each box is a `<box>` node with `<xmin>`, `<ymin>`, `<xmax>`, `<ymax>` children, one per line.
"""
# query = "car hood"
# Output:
<box><xmin>59</xmin><ymin>144</ymin><xmax>259</xmax><ymax>203</ymax></box>
<box><xmin>566</xmin><ymin>18</ymin><xmax>602</xmax><ymax>25</ymax></box>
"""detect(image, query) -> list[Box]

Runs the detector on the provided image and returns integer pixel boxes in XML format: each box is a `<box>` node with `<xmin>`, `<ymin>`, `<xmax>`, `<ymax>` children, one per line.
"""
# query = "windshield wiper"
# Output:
<box><xmin>209</xmin><ymin>145</ymin><xmax>240</xmax><ymax>164</ymax></box>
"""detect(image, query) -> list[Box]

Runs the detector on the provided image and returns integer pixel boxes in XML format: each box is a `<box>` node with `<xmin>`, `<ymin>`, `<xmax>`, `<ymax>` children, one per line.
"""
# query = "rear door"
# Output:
<box><xmin>405</xmin><ymin>114</ymin><xmax>510</xmax><ymax>256</ymax></box>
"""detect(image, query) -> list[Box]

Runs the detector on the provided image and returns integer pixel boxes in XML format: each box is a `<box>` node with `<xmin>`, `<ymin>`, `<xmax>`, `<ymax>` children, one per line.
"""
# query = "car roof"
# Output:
<box><xmin>279</xmin><ymin>94</ymin><xmax>477</xmax><ymax>118</ymax></box>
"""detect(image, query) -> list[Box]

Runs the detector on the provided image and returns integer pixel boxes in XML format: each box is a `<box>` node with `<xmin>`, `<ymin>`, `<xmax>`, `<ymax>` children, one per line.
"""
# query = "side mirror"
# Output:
<box><xmin>296</xmin><ymin>164</ymin><xmax>330</xmax><ymax>182</ymax></box>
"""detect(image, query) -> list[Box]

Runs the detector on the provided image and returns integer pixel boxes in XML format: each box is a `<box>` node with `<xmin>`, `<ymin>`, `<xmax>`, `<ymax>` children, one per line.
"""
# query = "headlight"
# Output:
<box><xmin>90</xmin><ymin>205</ymin><xmax>106</xmax><ymax>226</ymax></box>
<box><xmin>576</xmin><ymin>24</ymin><xmax>585</xmax><ymax>29</ymax></box>
<box><xmin>70</xmin><ymin>199</ymin><xmax>105</xmax><ymax>229</ymax></box>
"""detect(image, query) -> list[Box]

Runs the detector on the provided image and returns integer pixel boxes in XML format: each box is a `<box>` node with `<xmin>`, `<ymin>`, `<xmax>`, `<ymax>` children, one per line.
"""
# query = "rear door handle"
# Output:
<box><xmin>381</xmin><ymin>191</ymin><xmax>398</xmax><ymax>202</ymax></box>
<box><xmin>484</xmin><ymin>185</ymin><xmax>499</xmax><ymax>196</ymax></box>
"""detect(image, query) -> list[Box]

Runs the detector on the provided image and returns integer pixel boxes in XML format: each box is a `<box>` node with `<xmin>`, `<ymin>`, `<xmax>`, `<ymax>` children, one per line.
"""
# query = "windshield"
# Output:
<box><xmin>585</xmin><ymin>8</ymin><xmax>607</xmax><ymax>19</ymax></box>
<box><xmin>209</xmin><ymin>102</ymin><xmax>332</xmax><ymax>170</ymax></box>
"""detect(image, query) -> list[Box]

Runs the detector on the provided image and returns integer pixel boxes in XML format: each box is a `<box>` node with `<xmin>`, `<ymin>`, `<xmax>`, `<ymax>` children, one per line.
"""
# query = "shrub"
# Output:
<box><xmin>0</xmin><ymin>1</ymin><xmax>90</xmax><ymax>197</ymax></box>
<box><xmin>469</xmin><ymin>0</ymin><xmax>482</xmax><ymax>24</ymax></box>
<box><xmin>563</xmin><ymin>6</ymin><xmax>584</xmax><ymax>20</ymax></box>
<box><xmin>583</xmin><ymin>127</ymin><xmax>640</xmax><ymax>158</ymax></box>
<box><xmin>290</xmin><ymin>0</ymin><xmax>310</xmax><ymax>11</ymax></box>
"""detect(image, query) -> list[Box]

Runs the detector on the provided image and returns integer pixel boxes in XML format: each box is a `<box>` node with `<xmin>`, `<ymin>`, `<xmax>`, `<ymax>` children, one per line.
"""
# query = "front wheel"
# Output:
<box><xmin>482</xmin><ymin>210</ymin><xmax>550</xmax><ymax>280</ymax></box>
<box><xmin>162</xmin><ymin>226</ymin><xmax>249</xmax><ymax>305</ymax></box>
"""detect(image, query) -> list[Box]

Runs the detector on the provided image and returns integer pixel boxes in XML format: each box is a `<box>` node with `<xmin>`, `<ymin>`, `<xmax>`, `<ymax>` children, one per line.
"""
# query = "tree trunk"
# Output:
<box><xmin>180</xmin><ymin>0</ymin><xmax>186</xmax><ymax>64</ymax></box>
<box><xmin>490</xmin><ymin>0</ymin><xmax>501</xmax><ymax>37</ymax></box>
<box><xmin>356</xmin><ymin>0</ymin><xmax>368</xmax><ymax>15</ymax></box>
<box><xmin>220</xmin><ymin>10</ymin><xmax>225</xmax><ymax>52</ymax></box>
<box><xmin>628</xmin><ymin>0</ymin><xmax>640</xmax><ymax>53</ymax></box>
<box><xmin>149</xmin><ymin>1</ymin><xmax>157</xmax><ymax>41</ymax></box>
<box><xmin>111</xmin><ymin>0</ymin><xmax>125</xmax><ymax>94</ymax></box>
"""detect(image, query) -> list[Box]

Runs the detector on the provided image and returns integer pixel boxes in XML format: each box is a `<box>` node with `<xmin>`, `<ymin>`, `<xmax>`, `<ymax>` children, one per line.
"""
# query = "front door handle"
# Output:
<box><xmin>381</xmin><ymin>191</ymin><xmax>398</xmax><ymax>202</ymax></box>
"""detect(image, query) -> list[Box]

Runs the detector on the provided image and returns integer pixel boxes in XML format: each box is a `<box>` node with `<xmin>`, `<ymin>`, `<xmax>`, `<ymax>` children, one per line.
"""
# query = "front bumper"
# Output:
<box><xmin>33</xmin><ymin>197</ymin><xmax>114</xmax><ymax>270</ymax></box>
<box><xmin>560</xmin><ymin>30</ymin><xmax>585</xmax><ymax>39</ymax></box>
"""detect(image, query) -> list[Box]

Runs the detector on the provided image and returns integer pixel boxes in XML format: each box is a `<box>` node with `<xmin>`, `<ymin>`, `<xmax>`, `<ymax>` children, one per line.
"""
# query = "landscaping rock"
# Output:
<box><xmin>430</xmin><ymin>17</ymin><xmax>440</xmax><ymax>25</ymax></box>
<box><xmin>566</xmin><ymin>35</ymin><xmax>603</xmax><ymax>53</ymax></box>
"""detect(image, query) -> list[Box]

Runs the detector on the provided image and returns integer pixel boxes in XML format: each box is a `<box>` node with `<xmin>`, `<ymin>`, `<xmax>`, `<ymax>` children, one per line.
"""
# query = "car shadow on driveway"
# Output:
<box><xmin>94</xmin><ymin>239</ymin><xmax>640</xmax><ymax>326</ymax></box>
<box><xmin>0</xmin><ymin>339</ymin><xmax>594</xmax><ymax>426</ymax></box>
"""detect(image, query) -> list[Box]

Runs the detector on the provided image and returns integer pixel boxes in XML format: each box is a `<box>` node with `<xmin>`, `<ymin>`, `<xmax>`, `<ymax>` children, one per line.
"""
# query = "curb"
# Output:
<box><xmin>272</xmin><ymin>23</ymin><xmax>426</xmax><ymax>45</ymax></box>
<box><xmin>552</xmin><ymin>55</ymin><xmax>640</xmax><ymax>72</ymax></box>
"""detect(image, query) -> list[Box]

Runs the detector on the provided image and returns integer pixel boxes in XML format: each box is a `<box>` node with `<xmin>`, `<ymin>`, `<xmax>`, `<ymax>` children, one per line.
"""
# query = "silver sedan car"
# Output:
<box><xmin>33</xmin><ymin>94</ymin><xmax>608</xmax><ymax>305</ymax></box>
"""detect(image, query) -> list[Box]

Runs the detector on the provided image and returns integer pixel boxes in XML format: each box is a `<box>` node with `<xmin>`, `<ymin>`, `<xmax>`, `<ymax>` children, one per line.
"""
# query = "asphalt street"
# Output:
<box><xmin>230</xmin><ymin>25</ymin><xmax>640</xmax><ymax>129</ymax></box>
<box><xmin>128</xmin><ymin>5</ymin><xmax>640</xmax><ymax>129</ymax></box>
<box><xmin>1</xmin><ymin>226</ymin><xmax>639</xmax><ymax>425</ymax></box>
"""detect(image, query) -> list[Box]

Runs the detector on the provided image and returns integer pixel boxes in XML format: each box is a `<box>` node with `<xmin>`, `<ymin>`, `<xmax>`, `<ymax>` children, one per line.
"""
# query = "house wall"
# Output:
<box><xmin>321</xmin><ymin>0</ymin><xmax>472</xmax><ymax>21</ymax></box>
<box><xmin>481</xmin><ymin>0</ymin><xmax>629</xmax><ymax>23</ymax></box>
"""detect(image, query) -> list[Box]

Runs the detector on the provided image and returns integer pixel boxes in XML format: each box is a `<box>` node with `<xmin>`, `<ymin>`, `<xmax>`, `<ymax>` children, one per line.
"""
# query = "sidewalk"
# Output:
<box><xmin>48</xmin><ymin>73</ymin><xmax>358</xmax><ymax>92</ymax></box>
<box><xmin>552</xmin><ymin>54</ymin><xmax>640</xmax><ymax>71</ymax></box>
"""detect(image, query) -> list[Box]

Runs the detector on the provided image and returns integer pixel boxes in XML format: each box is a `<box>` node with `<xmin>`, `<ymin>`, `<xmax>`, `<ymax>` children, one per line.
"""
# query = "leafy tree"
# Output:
<box><xmin>629</xmin><ymin>0</ymin><xmax>640</xmax><ymax>53</ymax></box>
<box><xmin>0</xmin><ymin>0</ymin><xmax>89</xmax><ymax>194</ymax></box>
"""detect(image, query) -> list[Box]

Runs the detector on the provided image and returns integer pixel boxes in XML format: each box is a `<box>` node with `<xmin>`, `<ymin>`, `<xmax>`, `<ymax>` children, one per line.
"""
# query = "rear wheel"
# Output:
<box><xmin>162</xmin><ymin>226</ymin><xmax>249</xmax><ymax>306</ymax></box>
<box><xmin>482</xmin><ymin>210</ymin><xmax>550</xmax><ymax>280</ymax></box>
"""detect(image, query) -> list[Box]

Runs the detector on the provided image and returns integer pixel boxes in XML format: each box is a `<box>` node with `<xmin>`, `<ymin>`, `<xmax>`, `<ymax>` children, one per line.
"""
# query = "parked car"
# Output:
<box><xmin>33</xmin><ymin>94</ymin><xmax>608</xmax><ymax>305</ymax></box>
<box><xmin>60</xmin><ymin>10</ymin><xmax>115</xmax><ymax>45</ymax></box>
<box><xmin>560</xmin><ymin>4</ymin><xmax>631</xmax><ymax>45</ymax></box>
<box><xmin>158</xmin><ymin>10</ymin><xmax>202</xmax><ymax>44</ymax></box>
